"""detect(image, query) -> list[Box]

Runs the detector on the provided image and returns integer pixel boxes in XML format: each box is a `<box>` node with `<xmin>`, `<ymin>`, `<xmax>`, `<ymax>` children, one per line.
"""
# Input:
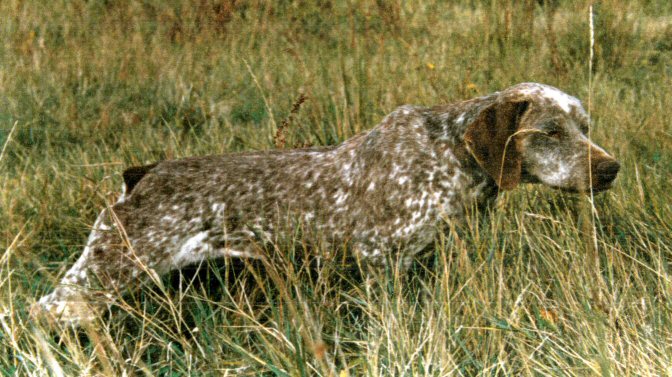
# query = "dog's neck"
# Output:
<box><xmin>424</xmin><ymin>95</ymin><xmax>503</xmax><ymax>202</ymax></box>
<box><xmin>424</xmin><ymin>93</ymin><xmax>499</xmax><ymax>144</ymax></box>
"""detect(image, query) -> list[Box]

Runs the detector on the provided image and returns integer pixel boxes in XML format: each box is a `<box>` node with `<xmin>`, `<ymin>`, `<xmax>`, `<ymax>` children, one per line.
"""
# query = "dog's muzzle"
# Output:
<box><xmin>591</xmin><ymin>159</ymin><xmax>620</xmax><ymax>191</ymax></box>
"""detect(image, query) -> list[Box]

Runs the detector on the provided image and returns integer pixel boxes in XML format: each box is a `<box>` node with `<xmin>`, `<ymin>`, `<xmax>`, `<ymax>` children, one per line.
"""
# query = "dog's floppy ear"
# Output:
<box><xmin>464</xmin><ymin>100</ymin><xmax>530</xmax><ymax>190</ymax></box>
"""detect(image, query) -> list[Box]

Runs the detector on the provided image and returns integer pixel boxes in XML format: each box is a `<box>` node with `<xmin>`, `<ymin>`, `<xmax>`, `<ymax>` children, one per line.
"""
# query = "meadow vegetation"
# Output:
<box><xmin>1</xmin><ymin>0</ymin><xmax>671</xmax><ymax>375</ymax></box>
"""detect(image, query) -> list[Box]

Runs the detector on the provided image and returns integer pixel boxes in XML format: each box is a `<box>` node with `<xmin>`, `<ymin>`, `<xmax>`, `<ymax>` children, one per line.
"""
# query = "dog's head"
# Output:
<box><xmin>464</xmin><ymin>83</ymin><xmax>620</xmax><ymax>193</ymax></box>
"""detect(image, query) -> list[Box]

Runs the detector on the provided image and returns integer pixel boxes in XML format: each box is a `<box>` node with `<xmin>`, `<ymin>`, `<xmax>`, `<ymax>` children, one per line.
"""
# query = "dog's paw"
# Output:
<box><xmin>31</xmin><ymin>289</ymin><xmax>102</xmax><ymax>328</ymax></box>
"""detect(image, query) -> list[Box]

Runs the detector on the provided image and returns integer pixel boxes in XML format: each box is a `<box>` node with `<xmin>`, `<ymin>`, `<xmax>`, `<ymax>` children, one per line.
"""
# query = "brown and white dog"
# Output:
<box><xmin>33</xmin><ymin>83</ymin><xmax>620</xmax><ymax>325</ymax></box>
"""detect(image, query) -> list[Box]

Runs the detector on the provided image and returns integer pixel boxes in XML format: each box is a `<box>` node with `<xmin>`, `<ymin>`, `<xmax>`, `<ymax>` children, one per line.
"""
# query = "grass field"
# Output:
<box><xmin>1</xmin><ymin>0</ymin><xmax>672</xmax><ymax>375</ymax></box>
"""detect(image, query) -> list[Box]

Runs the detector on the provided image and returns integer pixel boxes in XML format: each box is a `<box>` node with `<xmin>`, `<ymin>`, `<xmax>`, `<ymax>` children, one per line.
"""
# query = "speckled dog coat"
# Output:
<box><xmin>34</xmin><ymin>83</ymin><xmax>620</xmax><ymax>324</ymax></box>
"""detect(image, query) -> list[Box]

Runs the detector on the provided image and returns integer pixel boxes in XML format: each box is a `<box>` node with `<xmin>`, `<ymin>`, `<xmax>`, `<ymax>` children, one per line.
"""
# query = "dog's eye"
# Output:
<box><xmin>546</xmin><ymin>129</ymin><xmax>561</xmax><ymax>139</ymax></box>
<box><xmin>541</xmin><ymin>121</ymin><xmax>563</xmax><ymax>139</ymax></box>
<box><xmin>544</xmin><ymin>125</ymin><xmax>563</xmax><ymax>139</ymax></box>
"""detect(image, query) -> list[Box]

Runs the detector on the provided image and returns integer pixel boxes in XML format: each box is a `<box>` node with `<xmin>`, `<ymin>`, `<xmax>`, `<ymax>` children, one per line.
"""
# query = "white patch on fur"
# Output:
<box><xmin>390</xmin><ymin>163</ymin><xmax>403</xmax><ymax>177</ymax></box>
<box><xmin>397</xmin><ymin>105</ymin><xmax>416</xmax><ymax>116</ymax></box>
<box><xmin>341</xmin><ymin>162</ymin><xmax>354</xmax><ymax>186</ymax></box>
<box><xmin>172</xmin><ymin>232</ymin><xmax>259</xmax><ymax>265</ymax></box>
<box><xmin>161</xmin><ymin>215</ymin><xmax>177</xmax><ymax>224</ymax></box>
<box><xmin>172</xmin><ymin>232</ymin><xmax>260</xmax><ymax>267</ymax></box>
<box><xmin>96</xmin><ymin>222</ymin><xmax>111</xmax><ymax>231</ymax></box>
<box><xmin>211</xmin><ymin>203</ymin><xmax>226</xmax><ymax>215</ymax></box>
<box><xmin>518</xmin><ymin>83</ymin><xmax>581</xmax><ymax>113</ymax></box>
<box><xmin>176</xmin><ymin>231</ymin><xmax>211</xmax><ymax>263</ymax></box>
<box><xmin>117</xmin><ymin>184</ymin><xmax>127</xmax><ymax>204</ymax></box>
<box><xmin>334</xmin><ymin>189</ymin><xmax>349</xmax><ymax>206</ymax></box>
<box><xmin>537</xmin><ymin>154</ymin><xmax>572</xmax><ymax>187</ymax></box>
<box><xmin>223</xmin><ymin>249</ymin><xmax>260</xmax><ymax>258</ymax></box>
<box><xmin>545</xmin><ymin>165</ymin><xmax>571</xmax><ymax>186</ymax></box>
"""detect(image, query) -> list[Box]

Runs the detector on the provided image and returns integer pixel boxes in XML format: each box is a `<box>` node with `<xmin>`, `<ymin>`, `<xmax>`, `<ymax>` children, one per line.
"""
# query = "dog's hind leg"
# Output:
<box><xmin>32</xmin><ymin>204</ymin><xmax>266</xmax><ymax>326</ymax></box>
<box><xmin>31</xmin><ymin>203</ymin><xmax>156</xmax><ymax>326</ymax></box>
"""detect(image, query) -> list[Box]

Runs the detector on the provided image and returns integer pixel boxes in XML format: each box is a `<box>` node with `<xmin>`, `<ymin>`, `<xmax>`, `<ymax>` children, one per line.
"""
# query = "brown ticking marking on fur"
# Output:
<box><xmin>33</xmin><ymin>83</ymin><xmax>620</xmax><ymax>326</ymax></box>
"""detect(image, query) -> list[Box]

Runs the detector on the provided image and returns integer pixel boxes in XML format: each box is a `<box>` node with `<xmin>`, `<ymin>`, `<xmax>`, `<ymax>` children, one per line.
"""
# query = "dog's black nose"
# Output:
<box><xmin>595</xmin><ymin>160</ymin><xmax>620</xmax><ymax>182</ymax></box>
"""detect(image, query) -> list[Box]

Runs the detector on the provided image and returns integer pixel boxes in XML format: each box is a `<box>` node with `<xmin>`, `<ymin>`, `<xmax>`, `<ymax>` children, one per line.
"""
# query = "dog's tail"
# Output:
<box><xmin>121</xmin><ymin>162</ymin><xmax>159</xmax><ymax>197</ymax></box>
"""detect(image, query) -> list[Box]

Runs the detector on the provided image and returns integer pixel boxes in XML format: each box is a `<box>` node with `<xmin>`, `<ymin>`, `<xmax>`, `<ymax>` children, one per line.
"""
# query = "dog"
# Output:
<box><xmin>32</xmin><ymin>83</ymin><xmax>620</xmax><ymax>325</ymax></box>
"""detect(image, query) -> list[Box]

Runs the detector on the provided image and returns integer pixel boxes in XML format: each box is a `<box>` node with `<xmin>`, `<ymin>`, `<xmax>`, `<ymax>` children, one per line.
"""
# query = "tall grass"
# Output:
<box><xmin>1</xmin><ymin>0</ymin><xmax>671</xmax><ymax>375</ymax></box>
